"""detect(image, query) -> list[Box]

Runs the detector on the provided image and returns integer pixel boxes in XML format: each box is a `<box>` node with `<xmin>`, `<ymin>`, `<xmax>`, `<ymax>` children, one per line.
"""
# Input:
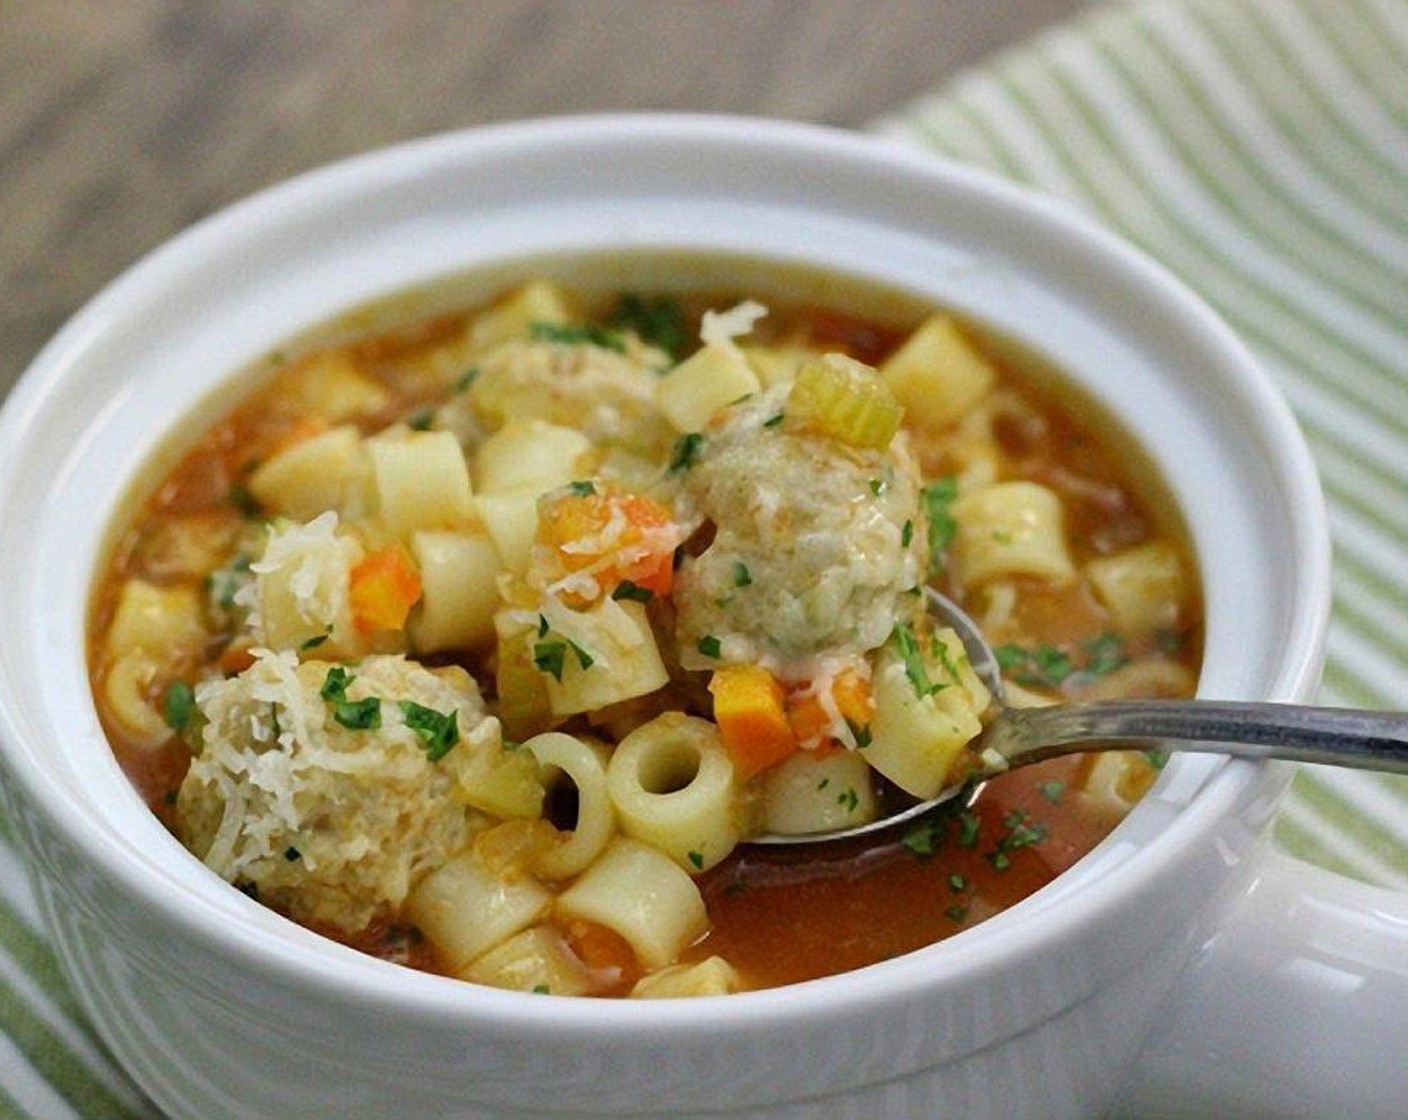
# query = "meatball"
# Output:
<box><xmin>670</xmin><ymin>385</ymin><xmax>925</xmax><ymax>679</ymax></box>
<box><xmin>177</xmin><ymin>651</ymin><xmax>499</xmax><ymax>934</ymax></box>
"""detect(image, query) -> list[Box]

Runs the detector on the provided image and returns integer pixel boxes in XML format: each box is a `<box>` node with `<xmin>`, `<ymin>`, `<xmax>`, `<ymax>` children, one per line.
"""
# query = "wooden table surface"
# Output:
<box><xmin>0</xmin><ymin>1</ymin><xmax>1083</xmax><ymax>398</ymax></box>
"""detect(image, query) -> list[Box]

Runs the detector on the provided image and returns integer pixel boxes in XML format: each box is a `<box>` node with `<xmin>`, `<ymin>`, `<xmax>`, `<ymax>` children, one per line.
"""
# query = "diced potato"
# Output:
<box><xmin>537</xmin><ymin>598</ymin><xmax>669</xmax><ymax>716</ymax></box>
<box><xmin>409</xmin><ymin>530</ymin><xmax>503</xmax><ymax>652</ymax></box>
<box><xmin>473</xmin><ymin>419</ymin><xmax>591</xmax><ymax>494</ymax></box>
<box><xmin>458</xmin><ymin>925</ymin><xmax>595</xmax><ymax>995</ymax></box>
<box><xmin>657</xmin><ymin>344</ymin><xmax>761</xmax><ymax>433</ymax></box>
<box><xmin>1086</xmin><ymin>540</ymin><xmax>1191</xmax><ymax>634</ymax></box>
<box><xmin>105</xmin><ymin>580</ymin><xmax>206</xmax><ymax>658</ymax></box>
<box><xmin>367</xmin><ymin>429</ymin><xmax>475</xmax><ymax>538</ymax></box>
<box><xmin>951</xmin><ymin>481</ymin><xmax>1075</xmax><ymax>586</ymax></box>
<box><xmin>272</xmin><ymin>349</ymin><xmax>391</xmax><ymax>422</ymax></box>
<box><xmin>248</xmin><ymin>425</ymin><xmax>368</xmax><ymax>522</ymax></box>
<box><xmin>467</xmin><ymin>280</ymin><xmax>575</xmax><ymax>353</ymax></box>
<box><xmin>475</xmin><ymin>487</ymin><xmax>542</xmax><ymax>577</ymax></box>
<box><xmin>879</xmin><ymin>314</ymin><xmax>996</xmax><ymax>431</ymax></box>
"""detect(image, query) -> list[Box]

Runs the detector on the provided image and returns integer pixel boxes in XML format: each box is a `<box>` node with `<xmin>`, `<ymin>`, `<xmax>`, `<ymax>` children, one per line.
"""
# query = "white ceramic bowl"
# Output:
<box><xmin>0</xmin><ymin>116</ymin><xmax>1336</xmax><ymax>1119</ymax></box>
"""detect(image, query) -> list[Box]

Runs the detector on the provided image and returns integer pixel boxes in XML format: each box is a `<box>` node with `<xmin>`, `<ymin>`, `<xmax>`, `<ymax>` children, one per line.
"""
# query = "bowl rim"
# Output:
<box><xmin>0</xmin><ymin>113</ymin><xmax>1331</xmax><ymax>1037</ymax></box>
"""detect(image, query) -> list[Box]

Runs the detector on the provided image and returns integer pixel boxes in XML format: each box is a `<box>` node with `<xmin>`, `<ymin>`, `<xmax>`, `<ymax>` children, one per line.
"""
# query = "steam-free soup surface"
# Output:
<box><xmin>90</xmin><ymin>266</ymin><xmax>1199</xmax><ymax>997</ymax></box>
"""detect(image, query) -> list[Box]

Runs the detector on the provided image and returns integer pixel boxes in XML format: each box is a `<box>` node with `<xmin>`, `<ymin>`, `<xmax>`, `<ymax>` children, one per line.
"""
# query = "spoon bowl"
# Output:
<box><xmin>755</xmin><ymin>588</ymin><xmax>1408</xmax><ymax>844</ymax></box>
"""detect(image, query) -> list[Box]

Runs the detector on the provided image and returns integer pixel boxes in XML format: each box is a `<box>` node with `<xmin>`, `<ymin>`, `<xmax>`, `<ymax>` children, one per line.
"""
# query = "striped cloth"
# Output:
<box><xmin>3</xmin><ymin>0</ymin><xmax>1407</xmax><ymax>1115</ymax></box>
<box><xmin>879</xmin><ymin>0</ymin><xmax>1408</xmax><ymax>890</ymax></box>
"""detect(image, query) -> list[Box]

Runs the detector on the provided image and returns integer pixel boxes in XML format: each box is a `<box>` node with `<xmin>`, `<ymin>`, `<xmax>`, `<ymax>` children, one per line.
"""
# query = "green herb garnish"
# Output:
<box><xmin>529</xmin><ymin>321</ymin><xmax>627</xmax><ymax>352</ymax></box>
<box><xmin>669</xmin><ymin>431</ymin><xmax>705</xmax><ymax>472</ymax></box>
<box><xmin>697</xmin><ymin>635</ymin><xmax>722</xmax><ymax>659</ymax></box>
<box><xmin>611</xmin><ymin>580</ymin><xmax>655</xmax><ymax>603</ymax></box>
<box><xmin>319</xmin><ymin>665</ymin><xmax>383</xmax><ymax>731</ymax></box>
<box><xmin>891</xmin><ymin>622</ymin><xmax>942</xmax><ymax>699</ymax></box>
<box><xmin>920</xmin><ymin>476</ymin><xmax>958</xmax><ymax>576</ymax></box>
<box><xmin>608</xmin><ymin>293</ymin><xmax>688</xmax><ymax>360</ymax></box>
<box><xmin>687</xmin><ymin>850</ymin><xmax>705</xmax><ymax>871</ymax></box>
<box><xmin>398</xmin><ymin>701</ymin><xmax>460</xmax><ymax>762</ymax></box>
<box><xmin>162</xmin><ymin>680</ymin><xmax>196</xmax><ymax>732</ymax></box>
<box><xmin>732</xmin><ymin>561</ymin><xmax>753</xmax><ymax>588</ymax></box>
<box><xmin>566</xmin><ymin>480</ymin><xmax>597</xmax><ymax>497</ymax></box>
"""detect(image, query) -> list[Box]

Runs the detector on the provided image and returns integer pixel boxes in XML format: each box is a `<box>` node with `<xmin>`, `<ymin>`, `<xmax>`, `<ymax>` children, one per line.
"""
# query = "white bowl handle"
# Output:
<box><xmin>1115</xmin><ymin>845</ymin><xmax>1408</xmax><ymax>1118</ymax></box>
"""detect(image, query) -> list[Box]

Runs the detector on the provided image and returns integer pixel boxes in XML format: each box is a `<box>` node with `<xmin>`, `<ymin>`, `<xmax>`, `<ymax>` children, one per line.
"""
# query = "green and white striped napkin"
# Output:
<box><xmin>2</xmin><ymin>0</ymin><xmax>1406</xmax><ymax>1115</ymax></box>
<box><xmin>879</xmin><ymin>0</ymin><xmax>1408</xmax><ymax>889</ymax></box>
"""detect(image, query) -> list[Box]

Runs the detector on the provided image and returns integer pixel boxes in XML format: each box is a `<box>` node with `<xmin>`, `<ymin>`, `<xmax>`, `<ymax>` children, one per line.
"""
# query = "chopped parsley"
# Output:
<box><xmin>227</xmin><ymin>482</ymin><xmax>261</xmax><ymax>519</ymax></box>
<box><xmin>1145</xmin><ymin>749</ymin><xmax>1171</xmax><ymax>770</ymax></box>
<box><xmin>920</xmin><ymin>476</ymin><xmax>959</xmax><ymax>576</ymax></box>
<box><xmin>529</xmin><ymin>320</ymin><xmax>627</xmax><ymax>353</ymax></box>
<box><xmin>732</xmin><ymin>561</ymin><xmax>753</xmax><ymax>588</ymax></box>
<box><xmin>284</xmin><ymin>846</ymin><xmax>302</xmax><ymax>862</ymax></box>
<box><xmin>945</xmin><ymin>904</ymin><xmax>969</xmax><ymax>923</ymax></box>
<box><xmin>300</xmin><ymin>626</ymin><xmax>333</xmax><ymax>651</ymax></box>
<box><xmin>532</xmin><ymin>637</ymin><xmax>594</xmax><ymax>681</ymax></box>
<box><xmin>696</xmin><ymin>635</ymin><xmax>722</xmax><ymax>659</ymax></box>
<box><xmin>891</xmin><ymin>622</ymin><xmax>943</xmax><ymax>699</ymax></box>
<box><xmin>901</xmin><ymin>519</ymin><xmax>914</xmax><ymax>548</ymax></box>
<box><xmin>901</xmin><ymin>818</ymin><xmax>944</xmax><ymax>857</ymax></box>
<box><xmin>956</xmin><ymin>809</ymin><xmax>981</xmax><ymax>849</ymax></box>
<box><xmin>836</xmin><ymin>786</ymin><xmax>860</xmax><ymax>813</ymax></box>
<box><xmin>398</xmin><ymin>701</ymin><xmax>460</xmax><ymax>762</ymax></box>
<box><xmin>455</xmin><ymin>367</ymin><xmax>479</xmax><ymax>393</ymax></box>
<box><xmin>995</xmin><ymin>632</ymin><xmax>1129</xmax><ymax>690</ymax></box>
<box><xmin>406</xmin><ymin>409</ymin><xmax>434</xmax><ymax>431</ymax></box>
<box><xmin>206</xmin><ymin>554</ymin><xmax>252</xmax><ymax>610</ymax></box>
<box><xmin>845</xmin><ymin>718</ymin><xmax>872</xmax><ymax>750</ymax></box>
<box><xmin>762</xmin><ymin>411</ymin><xmax>785</xmax><ymax>428</ymax></box>
<box><xmin>566</xmin><ymin>480</ymin><xmax>597</xmax><ymax>497</ymax></box>
<box><xmin>947</xmin><ymin>873</ymin><xmax>967</xmax><ymax>893</ymax></box>
<box><xmin>608</xmin><ymin>293</ymin><xmax>688</xmax><ymax>360</ymax></box>
<box><xmin>611</xmin><ymin>580</ymin><xmax>655</xmax><ymax>603</ymax></box>
<box><xmin>162</xmin><ymin>680</ymin><xmax>196</xmax><ymax>732</ymax></box>
<box><xmin>687</xmin><ymin>850</ymin><xmax>705</xmax><ymax>871</ymax></box>
<box><xmin>668</xmin><ymin>431</ymin><xmax>705</xmax><ymax>472</ymax></box>
<box><xmin>319</xmin><ymin>666</ymin><xmax>383</xmax><ymax>731</ymax></box>
<box><xmin>869</xmin><ymin>476</ymin><xmax>889</xmax><ymax>497</ymax></box>
<box><xmin>1038</xmin><ymin>780</ymin><xmax>1066</xmax><ymax>804</ymax></box>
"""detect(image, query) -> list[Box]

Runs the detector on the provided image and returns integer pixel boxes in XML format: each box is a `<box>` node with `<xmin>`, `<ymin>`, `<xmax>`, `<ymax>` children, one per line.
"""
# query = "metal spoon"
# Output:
<box><xmin>757</xmin><ymin>588</ymin><xmax>1408</xmax><ymax>844</ymax></box>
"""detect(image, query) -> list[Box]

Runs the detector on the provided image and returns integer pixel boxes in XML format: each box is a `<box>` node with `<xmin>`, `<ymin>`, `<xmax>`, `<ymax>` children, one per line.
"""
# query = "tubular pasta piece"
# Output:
<box><xmin>1085</xmin><ymin>540</ymin><xmax>1191</xmax><ymax>635</ymax></box>
<box><xmin>951</xmin><ymin>481</ymin><xmax>1074</xmax><ymax>587</ymax></box>
<box><xmin>367</xmin><ymin>429</ymin><xmax>475</xmax><ymax>538</ymax></box>
<box><xmin>457</xmin><ymin>925</ymin><xmax>596</xmax><ymax>996</ymax></box>
<box><xmin>102</xmin><ymin>652</ymin><xmax>172</xmax><ymax>749</ymax></box>
<box><xmin>555</xmin><ymin>837</ymin><xmax>708</xmax><ymax>972</ymax></box>
<box><xmin>105</xmin><ymin>579</ymin><xmax>206</xmax><ymax>659</ymax></box>
<box><xmin>473</xmin><ymin>419</ymin><xmax>591</xmax><ymax>495</ymax></box>
<box><xmin>606</xmin><ymin>713</ymin><xmax>739</xmax><ymax>873</ymax></box>
<box><xmin>409</xmin><ymin>529</ymin><xmax>503</xmax><ymax>653</ymax></box>
<box><xmin>404</xmin><ymin>850</ymin><xmax>552</xmax><ymax>973</ymax></box>
<box><xmin>523</xmin><ymin>732</ymin><xmax>615</xmax><ymax>880</ymax></box>
<box><xmin>761</xmin><ymin>749</ymin><xmax>877</xmax><ymax>837</ymax></box>
<box><xmin>248</xmin><ymin>425</ymin><xmax>368</xmax><ymax>523</ymax></box>
<box><xmin>630</xmin><ymin>956</ymin><xmax>742</xmax><ymax>999</ymax></box>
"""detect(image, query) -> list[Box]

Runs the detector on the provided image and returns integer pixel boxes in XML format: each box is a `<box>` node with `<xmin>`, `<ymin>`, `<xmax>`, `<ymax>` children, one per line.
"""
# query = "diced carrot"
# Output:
<box><xmin>709</xmin><ymin>664</ymin><xmax>797</xmax><ymax>779</ymax></box>
<box><xmin>535</xmin><ymin>485</ymin><xmax>679</xmax><ymax>603</ymax></box>
<box><xmin>349</xmin><ymin>544</ymin><xmax>422</xmax><ymax>632</ymax></box>
<box><xmin>786</xmin><ymin>668</ymin><xmax>875</xmax><ymax>748</ymax></box>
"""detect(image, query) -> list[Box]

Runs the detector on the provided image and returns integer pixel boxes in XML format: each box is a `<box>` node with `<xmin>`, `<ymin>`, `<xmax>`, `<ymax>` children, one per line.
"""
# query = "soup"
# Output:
<box><xmin>89</xmin><ymin>259</ymin><xmax>1200</xmax><ymax>997</ymax></box>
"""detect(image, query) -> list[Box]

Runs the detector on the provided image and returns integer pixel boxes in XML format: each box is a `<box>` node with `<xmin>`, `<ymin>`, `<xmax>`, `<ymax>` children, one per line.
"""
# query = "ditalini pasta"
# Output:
<box><xmin>90</xmin><ymin>261</ymin><xmax>1202</xmax><ymax>995</ymax></box>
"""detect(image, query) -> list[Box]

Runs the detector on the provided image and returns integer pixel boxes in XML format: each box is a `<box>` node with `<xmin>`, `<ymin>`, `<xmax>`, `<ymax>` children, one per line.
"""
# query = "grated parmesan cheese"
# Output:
<box><xmin>179</xmin><ymin>650</ymin><xmax>502</xmax><ymax>934</ymax></box>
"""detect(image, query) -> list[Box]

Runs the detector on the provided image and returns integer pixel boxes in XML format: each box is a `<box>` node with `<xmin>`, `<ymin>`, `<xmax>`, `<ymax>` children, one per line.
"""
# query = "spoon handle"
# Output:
<box><xmin>991</xmin><ymin>700</ymin><xmax>1408</xmax><ymax>773</ymax></box>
